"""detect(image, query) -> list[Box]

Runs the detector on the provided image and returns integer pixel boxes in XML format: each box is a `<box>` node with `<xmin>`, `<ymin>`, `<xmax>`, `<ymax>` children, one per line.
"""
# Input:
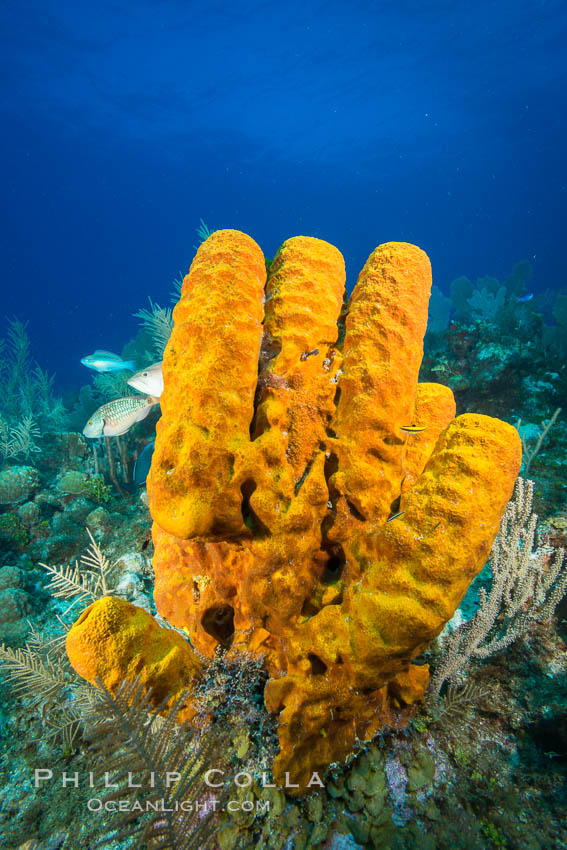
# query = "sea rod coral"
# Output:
<box><xmin>65</xmin><ymin>230</ymin><xmax>522</xmax><ymax>792</ymax></box>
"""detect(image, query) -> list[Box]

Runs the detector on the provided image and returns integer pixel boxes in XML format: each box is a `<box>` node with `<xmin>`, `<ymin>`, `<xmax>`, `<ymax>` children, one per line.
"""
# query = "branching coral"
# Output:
<box><xmin>0</xmin><ymin>319</ymin><xmax>65</xmax><ymax>434</ymax></box>
<box><xmin>430</xmin><ymin>477</ymin><xmax>567</xmax><ymax>695</ymax></box>
<box><xmin>516</xmin><ymin>407</ymin><xmax>561</xmax><ymax>474</ymax></box>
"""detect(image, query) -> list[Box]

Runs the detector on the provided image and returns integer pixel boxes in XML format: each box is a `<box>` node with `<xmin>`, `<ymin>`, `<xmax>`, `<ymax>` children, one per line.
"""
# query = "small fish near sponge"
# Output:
<box><xmin>66</xmin><ymin>230</ymin><xmax>522</xmax><ymax>793</ymax></box>
<box><xmin>83</xmin><ymin>395</ymin><xmax>159</xmax><ymax>438</ymax></box>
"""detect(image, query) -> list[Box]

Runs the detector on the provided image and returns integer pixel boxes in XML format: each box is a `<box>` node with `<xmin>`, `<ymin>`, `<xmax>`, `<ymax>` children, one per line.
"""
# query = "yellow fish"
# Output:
<box><xmin>400</xmin><ymin>425</ymin><xmax>427</xmax><ymax>433</ymax></box>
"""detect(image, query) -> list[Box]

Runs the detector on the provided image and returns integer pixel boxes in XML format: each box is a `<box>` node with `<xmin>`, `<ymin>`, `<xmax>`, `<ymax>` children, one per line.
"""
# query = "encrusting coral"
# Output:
<box><xmin>66</xmin><ymin>230</ymin><xmax>522</xmax><ymax>792</ymax></box>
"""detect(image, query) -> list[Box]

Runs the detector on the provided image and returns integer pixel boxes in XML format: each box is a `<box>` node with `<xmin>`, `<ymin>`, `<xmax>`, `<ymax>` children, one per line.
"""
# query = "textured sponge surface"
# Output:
<box><xmin>68</xmin><ymin>231</ymin><xmax>522</xmax><ymax>792</ymax></box>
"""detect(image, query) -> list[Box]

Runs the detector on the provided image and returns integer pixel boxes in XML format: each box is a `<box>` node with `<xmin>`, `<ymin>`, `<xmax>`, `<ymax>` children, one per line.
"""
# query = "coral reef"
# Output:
<box><xmin>65</xmin><ymin>230</ymin><xmax>522</xmax><ymax>793</ymax></box>
<box><xmin>422</xmin><ymin>262</ymin><xmax>566</xmax><ymax>421</ymax></box>
<box><xmin>0</xmin><ymin>466</ymin><xmax>39</xmax><ymax>505</ymax></box>
<box><xmin>0</xmin><ymin>566</ymin><xmax>31</xmax><ymax>645</ymax></box>
<box><xmin>420</xmin><ymin>261</ymin><xmax>567</xmax><ymax>515</ymax></box>
<box><xmin>0</xmin><ymin>226</ymin><xmax>565</xmax><ymax>849</ymax></box>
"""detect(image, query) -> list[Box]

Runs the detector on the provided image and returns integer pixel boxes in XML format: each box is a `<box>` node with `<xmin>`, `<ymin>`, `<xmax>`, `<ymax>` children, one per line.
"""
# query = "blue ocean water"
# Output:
<box><xmin>1</xmin><ymin>0</ymin><xmax>566</xmax><ymax>390</ymax></box>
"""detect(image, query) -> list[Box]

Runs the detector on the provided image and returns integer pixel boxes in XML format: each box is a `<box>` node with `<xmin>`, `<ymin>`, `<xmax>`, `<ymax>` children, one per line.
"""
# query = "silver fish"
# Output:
<box><xmin>81</xmin><ymin>350</ymin><xmax>136</xmax><ymax>373</ymax></box>
<box><xmin>83</xmin><ymin>395</ymin><xmax>159</xmax><ymax>438</ymax></box>
<box><xmin>127</xmin><ymin>361</ymin><xmax>163</xmax><ymax>397</ymax></box>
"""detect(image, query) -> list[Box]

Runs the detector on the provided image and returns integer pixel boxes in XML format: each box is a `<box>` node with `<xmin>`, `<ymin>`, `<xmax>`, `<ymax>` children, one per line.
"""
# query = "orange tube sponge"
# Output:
<box><xmin>66</xmin><ymin>596</ymin><xmax>201</xmax><ymax>719</ymax></box>
<box><xmin>147</xmin><ymin>229</ymin><xmax>267</xmax><ymax>540</ymax></box>
<box><xmin>266</xmin><ymin>414</ymin><xmax>521</xmax><ymax>788</ymax></box>
<box><xmin>401</xmin><ymin>382</ymin><xmax>457</xmax><ymax>493</ymax></box>
<box><xmin>67</xmin><ymin>233</ymin><xmax>522</xmax><ymax>794</ymax></box>
<box><xmin>251</xmin><ymin>235</ymin><xmax>345</xmax><ymax>516</ymax></box>
<box><xmin>330</xmin><ymin>242</ymin><xmax>432</xmax><ymax>527</ymax></box>
<box><xmin>152</xmin><ymin>234</ymin><xmax>347</xmax><ymax>664</ymax></box>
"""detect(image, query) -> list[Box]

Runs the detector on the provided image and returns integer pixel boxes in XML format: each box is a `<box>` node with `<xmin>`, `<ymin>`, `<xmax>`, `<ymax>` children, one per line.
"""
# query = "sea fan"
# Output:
<box><xmin>134</xmin><ymin>298</ymin><xmax>174</xmax><ymax>358</ymax></box>
<box><xmin>93</xmin><ymin>369</ymin><xmax>132</xmax><ymax>400</ymax></box>
<box><xmin>194</xmin><ymin>217</ymin><xmax>213</xmax><ymax>249</ymax></box>
<box><xmin>0</xmin><ymin>623</ymin><xmax>92</xmax><ymax>749</ymax></box>
<box><xmin>86</xmin><ymin>677</ymin><xmax>239</xmax><ymax>849</ymax></box>
<box><xmin>39</xmin><ymin>528</ymin><xmax>117</xmax><ymax>616</ymax></box>
<box><xmin>0</xmin><ymin>414</ymin><xmax>41</xmax><ymax>460</ymax></box>
<box><xmin>170</xmin><ymin>270</ymin><xmax>185</xmax><ymax>304</ymax></box>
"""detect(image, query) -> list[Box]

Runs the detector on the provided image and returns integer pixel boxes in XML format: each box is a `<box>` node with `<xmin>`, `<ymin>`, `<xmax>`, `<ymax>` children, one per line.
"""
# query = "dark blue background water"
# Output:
<box><xmin>1</xmin><ymin>0</ymin><xmax>566</xmax><ymax>389</ymax></box>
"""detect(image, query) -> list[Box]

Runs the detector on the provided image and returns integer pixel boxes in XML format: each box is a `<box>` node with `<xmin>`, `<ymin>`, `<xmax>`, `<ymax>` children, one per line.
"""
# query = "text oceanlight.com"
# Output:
<box><xmin>86</xmin><ymin>798</ymin><xmax>270</xmax><ymax>814</ymax></box>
